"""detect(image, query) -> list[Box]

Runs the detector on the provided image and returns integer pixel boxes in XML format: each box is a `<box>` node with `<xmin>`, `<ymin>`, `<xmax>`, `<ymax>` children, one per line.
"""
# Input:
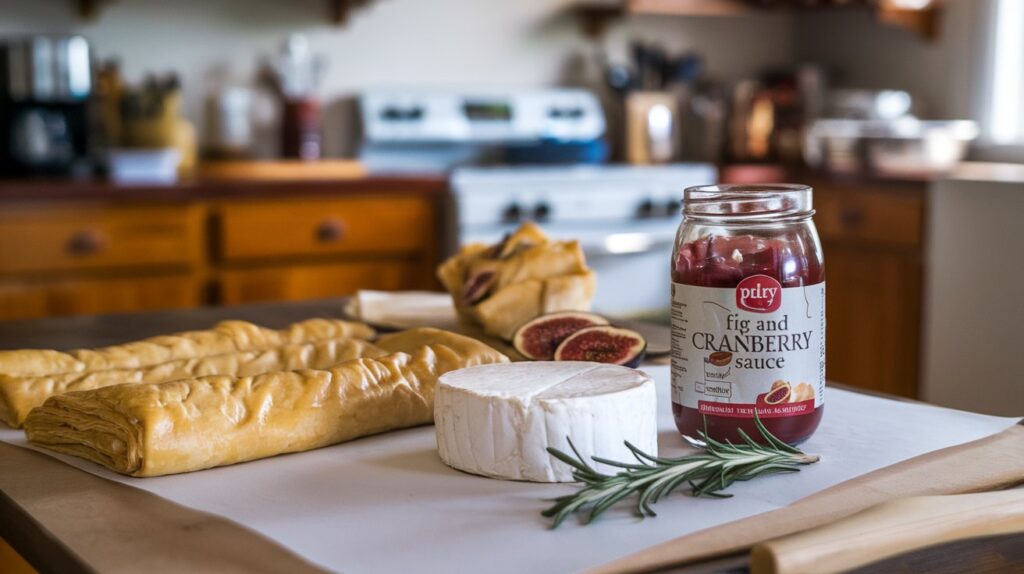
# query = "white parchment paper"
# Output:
<box><xmin>2</xmin><ymin>365</ymin><xmax>1018</xmax><ymax>574</ymax></box>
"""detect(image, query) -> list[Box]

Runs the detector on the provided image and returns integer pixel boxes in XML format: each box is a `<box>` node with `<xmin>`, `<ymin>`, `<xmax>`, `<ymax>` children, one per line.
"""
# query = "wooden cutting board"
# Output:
<box><xmin>198</xmin><ymin>160</ymin><xmax>366</xmax><ymax>181</ymax></box>
<box><xmin>590</xmin><ymin>421</ymin><xmax>1024</xmax><ymax>574</ymax></box>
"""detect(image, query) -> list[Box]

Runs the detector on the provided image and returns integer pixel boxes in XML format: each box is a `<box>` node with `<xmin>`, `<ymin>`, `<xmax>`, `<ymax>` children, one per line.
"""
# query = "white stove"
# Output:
<box><xmin>451</xmin><ymin>164</ymin><xmax>717</xmax><ymax>318</ymax></box>
<box><xmin>354</xmin><ymin>88</ymin><xmax>716</xmax><ymax>317</ymax></box>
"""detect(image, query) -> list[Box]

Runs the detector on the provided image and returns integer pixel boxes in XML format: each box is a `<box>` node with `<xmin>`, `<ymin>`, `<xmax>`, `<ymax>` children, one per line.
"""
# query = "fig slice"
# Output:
<box><xmin>553</xmin><ymin>325</ymin><xmax>647</xmax><ymax>368</ymax></box>
<box><xmin>764</xmin><ymin>382</ymin><xmax>791</xmax><ymax>405</ymax></box>
<box><xmin>511</xmin><ymin>311</ymin><xmax>610</xmax><ymax>360</ymax></box>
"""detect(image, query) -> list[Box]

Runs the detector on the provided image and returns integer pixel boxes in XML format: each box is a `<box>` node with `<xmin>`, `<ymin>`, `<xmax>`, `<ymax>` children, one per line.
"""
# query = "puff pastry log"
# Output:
<box><xmin>25</xmin><ymin>328</ymin><xmax>508</xmax><ymax>477</ymax></box>
<box><xmin>0</xmin><ymin>338</ymin><xmax>384</xmax><ymax>428</ymax></box>
<box><xmin>437</xmin><ymin>222</ymin><xmax>596</xmax><ymax>339</ymax></box>
<box><xmin>0</xmin><ymin>318</ymin><xmax>375</xmax><ymax>378</ymax></box>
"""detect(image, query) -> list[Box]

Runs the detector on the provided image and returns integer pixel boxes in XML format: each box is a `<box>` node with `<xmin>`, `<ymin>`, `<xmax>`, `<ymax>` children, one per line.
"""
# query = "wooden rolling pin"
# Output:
<box><xmin>749</xmin><ymin>489</ymin><xmax>1024</xmax><ymax>574</ymax></box>
<box><xmin>590</xmin><ymin>420</ymin><xmax>1024</xmax><ymax>574</ymax></box>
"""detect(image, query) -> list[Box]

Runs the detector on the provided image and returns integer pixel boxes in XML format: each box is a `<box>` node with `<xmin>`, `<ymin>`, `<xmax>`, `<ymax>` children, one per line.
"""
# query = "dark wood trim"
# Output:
<box><xmin>0</xmin><ymin>175</ymin><xmax>447</xmax><ymax>204</ymax></box>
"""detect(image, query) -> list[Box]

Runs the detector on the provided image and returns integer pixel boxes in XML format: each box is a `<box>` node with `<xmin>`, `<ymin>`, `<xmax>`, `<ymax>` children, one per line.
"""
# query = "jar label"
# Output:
<box><xmin>670</xmin><ymin>278</ymin><xmax>825</xmax><ymax>418</ymax></box>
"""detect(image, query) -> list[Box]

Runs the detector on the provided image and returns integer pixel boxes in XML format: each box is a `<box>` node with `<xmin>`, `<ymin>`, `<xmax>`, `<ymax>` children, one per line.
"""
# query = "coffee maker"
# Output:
<box><xmin>0</xmin><ymin>35</ymin><xmax>94</xmax><ymax>176</ymax></box>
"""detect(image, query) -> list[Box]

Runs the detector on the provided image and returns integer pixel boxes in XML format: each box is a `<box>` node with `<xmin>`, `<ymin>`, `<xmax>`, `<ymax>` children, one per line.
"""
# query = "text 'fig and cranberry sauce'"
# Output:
<box><xmin>670</xmin><ymin>184</ymin><xmax>825</xmax><ymax>446</ymax></box>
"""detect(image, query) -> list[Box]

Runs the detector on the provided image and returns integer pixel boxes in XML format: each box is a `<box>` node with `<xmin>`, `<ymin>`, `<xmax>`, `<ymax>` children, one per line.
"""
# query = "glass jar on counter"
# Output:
<box><xmin>670</xmin><ymin>184</ymin><xmax>825</xmax><ymax>446</ymax></box>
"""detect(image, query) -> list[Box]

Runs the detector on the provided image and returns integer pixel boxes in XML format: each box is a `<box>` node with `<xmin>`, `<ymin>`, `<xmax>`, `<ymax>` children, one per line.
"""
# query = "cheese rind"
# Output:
<box><xmin>435</xmin><ymin>361</ymin><xmax>657</xmax><ymax>482</ymax></box>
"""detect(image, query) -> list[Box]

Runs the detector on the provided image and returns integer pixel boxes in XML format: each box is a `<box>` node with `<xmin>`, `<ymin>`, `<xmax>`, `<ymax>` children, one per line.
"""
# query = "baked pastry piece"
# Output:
<box><xmin>0</xmin><ymin>337</ymin><xmax>384</xmax><ymax>428</ymax></box>
<box><xmin>437</xmin><ymin>222</ymin><xmax>596</xmax><ymax>340</ymax></box>
<box><xmin>24</xmin><ymin>328</ymin><xmax>508</xmax><ymax>477</ymax></box>
<box><xmin>0</xmin><ymin>318</ymin><xmax>375</xmax><ymax>378</ymax></box>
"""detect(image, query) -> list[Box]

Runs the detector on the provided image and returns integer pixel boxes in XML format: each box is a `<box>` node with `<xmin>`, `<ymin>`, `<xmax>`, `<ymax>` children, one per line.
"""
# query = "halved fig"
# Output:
<box><xmin>764</xmin><ymin>382</ymin><xmax>791</xmax><ymax>405</ymax></box>
<box><xmin>553</xmin><ymin>325</ymin><xmax>646</xmax><ymax>368</ymax></box>
<box><xmin>512</xmin><ymin>311</ymin><xmax>610</xmax><ymax>360</ymax></box>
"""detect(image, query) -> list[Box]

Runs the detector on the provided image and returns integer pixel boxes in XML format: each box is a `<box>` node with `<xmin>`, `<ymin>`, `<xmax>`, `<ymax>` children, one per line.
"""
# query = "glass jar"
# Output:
<box><xmin>670</xmin><ymin>184</ymin><xmax>825</xmax><ymax>446</ymax></box>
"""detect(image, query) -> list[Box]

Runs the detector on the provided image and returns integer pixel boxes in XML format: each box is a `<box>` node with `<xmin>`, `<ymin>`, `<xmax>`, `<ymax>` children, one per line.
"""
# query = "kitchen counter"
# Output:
<box><xmin>943</xmin><ymin>161</ymin><xmax>1024</xmax><ymax>184</ymax></box>
<box><xmin>0</xmin><ymin>300</ymin><xmax>1022</xmax><ymax>574</ymax></box>
<box><xmin>0</xmin><ymin>173</ymin><xmax>446</xmax><ymax>203</ymax></box>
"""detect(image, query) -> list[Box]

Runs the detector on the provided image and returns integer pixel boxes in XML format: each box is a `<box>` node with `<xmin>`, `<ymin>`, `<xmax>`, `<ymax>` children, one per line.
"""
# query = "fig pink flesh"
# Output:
<box><xmin>518</xmin><ymin>317</ymin><xmax>604</xmax><ymax>360</ymax></box>
<box><xmin>555</xmin><ymin>328</ymin><xmax>644</xmax><ymax>364</ymax></box>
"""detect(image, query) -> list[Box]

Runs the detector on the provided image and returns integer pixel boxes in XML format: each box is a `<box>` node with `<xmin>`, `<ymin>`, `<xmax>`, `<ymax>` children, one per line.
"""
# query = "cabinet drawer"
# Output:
<box><xmin>0</xmin><ymin>204</ymin><xmax>204</xmax><ymax>274</ymax></box>
<box><xmin>814</xmin><ymin>187</ymin><xmax>923</xmax><ymax>248</ymax></box>
<box><xmin>219</xmin><ymin>260</ymin><xmax>429</xmax><ymax>304</ymax></box>
<box><xmin>0</xmin><ymin>274</ymin><xmax>202</xmax><ymax>321</ymax></box>
<box><xmin>218</xmin><ymin>196</ymin><xmax>435</xmax><ymax>261</ymax></box>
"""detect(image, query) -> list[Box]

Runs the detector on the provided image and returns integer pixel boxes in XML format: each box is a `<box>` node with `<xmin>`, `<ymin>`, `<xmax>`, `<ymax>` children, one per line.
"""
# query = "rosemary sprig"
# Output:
<box><xmin>542</xmin><ymin>413</ymin><xmax>820</xmax><ymax>528</ymax></box>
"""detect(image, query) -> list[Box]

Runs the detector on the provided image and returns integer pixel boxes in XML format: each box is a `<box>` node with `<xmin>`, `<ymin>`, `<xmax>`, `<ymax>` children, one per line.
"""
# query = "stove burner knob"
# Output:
<box><xmin>502</xmin><ymin>203</ymin><xmax>523</xmax><ymax>224</ymax></box>
<box><xmin>665</xmin><ymin>199</ymin><xmax>682</xmax><ymax>216</ymax></box>
<box><xmin>533</xmin><ymin>202</ymin><xmax>551</xmax><ymax>222</ymax></box>
<box><xmin>636</xmin><ymin>199</ymin><xmax>656</xmax><ymax>219</ymax></box>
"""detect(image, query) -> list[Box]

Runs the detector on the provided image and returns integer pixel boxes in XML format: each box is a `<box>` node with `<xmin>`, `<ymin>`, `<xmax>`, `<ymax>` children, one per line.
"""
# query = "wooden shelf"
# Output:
<box><xmin>71</xmin><ymin>0</ymin><xmax>379</xmax><ymax>26</ymax></box>
<box><xmin>628</xmin><ymin>0</ymin><xmax>752</xmax><ymax>16</ymax></box>
<box><xmin>571</xmin><ymin>0</ymin><xmax>940</xmax><ymax>40</ymax></box>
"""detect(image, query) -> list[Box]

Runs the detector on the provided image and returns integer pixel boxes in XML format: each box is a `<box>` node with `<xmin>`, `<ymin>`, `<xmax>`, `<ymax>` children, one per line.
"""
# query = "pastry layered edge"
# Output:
<box><xmin>25</xmin><ymin>328</ymin><xmax>509</xmax><ymax>477</ymax></box>
<box><xmin>0</xmin><ymin>337</ymin><xmax>386</xmax><ymax>428</ymax></box>
<box><xmin>0</xmin><ymin>318</ymin><xmax>375</xmax><ymax>379</ymax></box>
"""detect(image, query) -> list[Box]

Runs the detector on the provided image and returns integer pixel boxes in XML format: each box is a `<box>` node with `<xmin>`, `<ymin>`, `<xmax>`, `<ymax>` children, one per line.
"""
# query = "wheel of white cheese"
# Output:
<box><xmin>434</xmin><ymin>361</ymin><xmax>658</xmax><ymax>482</ymax></box>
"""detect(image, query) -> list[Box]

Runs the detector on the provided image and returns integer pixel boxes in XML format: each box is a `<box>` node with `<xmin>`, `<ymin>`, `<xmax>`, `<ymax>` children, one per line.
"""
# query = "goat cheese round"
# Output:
<box><xmin>434</xmin><ymin>361</ymin><xmax>657</xmax><ymax>482</ymax></box>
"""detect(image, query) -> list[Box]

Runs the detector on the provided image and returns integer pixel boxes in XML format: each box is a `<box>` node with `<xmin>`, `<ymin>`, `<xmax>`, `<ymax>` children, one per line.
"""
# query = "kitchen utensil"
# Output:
<box><xmin>590</xmin><ymin>419</ymin><xmax>1024</xmax><ymax>574</ymax></box>
<box><xmin>804</xmin><ymin>118</ymin><xmax>979</xmax><ymax>177</ymax></box>
<box><xmin>679</xmin><ymin>81</ymin><xmax>727</xmax><ymax>163</ymax></box>
<box><xmin>750</xmin><ymin>488</ymin><xmax>1024</xmax><ymax>574</ymax></box>
<box><xmin>625</xmin><ymin>91</ymin><xmax>678</xmax><ymax>164</ymax></box>
<box><xmin>0</xmin><ymin>35</ymin><xmax>93</xmax><ymax>175</ymax></box>
<box><xmin>270</xmin><ymin>35</ymin><xmax>327</xmax><ymax>160</ymax></box>
<box><xmin>120</xmin><ymin>73</ymin><xmax>182</xmax><ymax>148</ymax></box>
<box><xmin>827</xmin><ymin>89</ymin><xmax>915</xmax><ymax>121</ymax></box>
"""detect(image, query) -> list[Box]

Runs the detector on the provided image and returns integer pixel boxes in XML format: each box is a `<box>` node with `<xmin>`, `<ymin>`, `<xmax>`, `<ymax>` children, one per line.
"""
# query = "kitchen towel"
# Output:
<box><xmin>343</xmin><ymin>290</ymin><xmax>457</xmax><ymax>330</ymax></box>
<box><xmin>0</xmin><ymin>365</ymin><xmax>1017</xmax><ymax>574</ymax></box>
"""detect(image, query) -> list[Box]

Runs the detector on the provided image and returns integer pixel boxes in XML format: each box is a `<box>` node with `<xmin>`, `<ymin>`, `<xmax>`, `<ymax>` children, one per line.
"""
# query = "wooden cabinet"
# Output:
<box><xmin>0</xmin><ymin>204</ymin><xmax>204</xmax><ymax>273</ymax></box>
<box><xmin>218</xmin><ymin>196</ymin><xmax>433</xmax><ymax>261</ymax></box>
<box><xmin>220</xmin><ymin>260</ymin><xmax>425</xmax><ymax>304</ymax></box>
<box><xmin>0</xmin><ymin>274</ymin><xmax>203</xmax><ymax>321</ymax></box>
<box><xmin>811</xmin><ymin>179</ymin><xmax>926</xmax><ymax>398</ymax></box>
<box><xmin>0</xmin><ymin>183</ymin><xmax>444</xmax><ymax>321</ymax></box>
<box><xmin>212</xmin><ymin>193</ymin><xmax>439</xmax><ymax>305</ymax></box>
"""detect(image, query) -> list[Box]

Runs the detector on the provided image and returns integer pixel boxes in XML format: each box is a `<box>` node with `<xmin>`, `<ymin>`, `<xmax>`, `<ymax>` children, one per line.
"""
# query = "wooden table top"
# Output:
<box><xmin>0</xmin><ymin>300</ymin><xmax>1021</xmax><ymax>574</ymax></box>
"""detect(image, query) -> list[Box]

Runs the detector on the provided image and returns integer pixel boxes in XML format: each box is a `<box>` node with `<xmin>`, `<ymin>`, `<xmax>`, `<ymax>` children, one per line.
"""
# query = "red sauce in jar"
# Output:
<box><xmin>670</xmin><ymin>185</ymin><xmax>825</xmax><ymax>446</ymax></box>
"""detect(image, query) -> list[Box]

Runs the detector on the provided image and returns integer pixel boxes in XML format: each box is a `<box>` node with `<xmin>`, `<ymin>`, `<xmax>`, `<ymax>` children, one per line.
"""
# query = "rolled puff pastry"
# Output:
<box><xmin>0</xmin><ymin>337</ymin><xmax>384</xmax><ymax>428</ymax></box>
<box><xmin>24</xmin><ymin>328</ymin><xmax>508</xmax><ymax>477</ymax></box>
<box><xmin>0</xmin><ymin>318</ymin><xmax>375</xmax><ymax>378</ymax></box>
<box><xmin>437</xmin><ymin>222</ymin><xmax>597</xmax><ymax>339</ymax></box>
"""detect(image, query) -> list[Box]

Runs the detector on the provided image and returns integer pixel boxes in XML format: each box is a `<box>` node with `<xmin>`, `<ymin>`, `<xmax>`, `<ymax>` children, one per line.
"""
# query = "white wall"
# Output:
<box><xmin>0</xmin><ymin>0</ymin><xmax>794</xmax><ymax>153</ymax></box>
<box><xmin>793</xmin><ymin>1</ymin><xmax>983</xmax><ymax>119</ymax></box>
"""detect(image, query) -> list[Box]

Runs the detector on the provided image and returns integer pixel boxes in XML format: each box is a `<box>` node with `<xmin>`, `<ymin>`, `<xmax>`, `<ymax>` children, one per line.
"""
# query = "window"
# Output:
<box><xmin>986</xmin><ymin>0</ymin><xmax>1024</xmax><ymax>145</ymax></box>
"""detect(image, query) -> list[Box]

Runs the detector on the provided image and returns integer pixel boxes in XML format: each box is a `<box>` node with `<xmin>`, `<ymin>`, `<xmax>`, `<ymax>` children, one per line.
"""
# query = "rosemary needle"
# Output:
<box><xmin>542</xmin><ymin>413</ymin><xmax>820</xmax><ymax>528</ymax></box>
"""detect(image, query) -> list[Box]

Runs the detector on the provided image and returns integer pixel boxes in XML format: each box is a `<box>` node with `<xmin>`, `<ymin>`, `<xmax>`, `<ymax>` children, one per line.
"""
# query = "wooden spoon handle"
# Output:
<box><xmin>750</xmin><ymin>489</ymin><xmax>1024</xmax><ymax>574</ymax></box>
<box><xmin>589</xmin><ymin>423</ymin><xmax>1024</xmax><ymax>574</ymax></box>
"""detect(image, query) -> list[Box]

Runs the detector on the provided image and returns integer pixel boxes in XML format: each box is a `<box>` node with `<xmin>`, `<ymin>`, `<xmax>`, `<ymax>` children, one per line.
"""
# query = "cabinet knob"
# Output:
<box><xmin>66</xmin><ymin>230</ymin><xmax>107</xmax><ymax>256</ymax></box>
<box><xmin>636</xmin><ymin>199</ymin><xmax>656</xmax><ymax>219</ymax></box>
<box><xmin>501</xmin><ymin>203</ymin><xmax>523</xmax><ymax>224</ymax></box>
<box><xmin>315</xmin><ymin>218</ymin><xmax>347</xmax><ymax>243</ymax></box>
<box><xmin>533</xmin><ymin>202</ymin><xmax>551</xmax><ymax>222</ymax></box>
